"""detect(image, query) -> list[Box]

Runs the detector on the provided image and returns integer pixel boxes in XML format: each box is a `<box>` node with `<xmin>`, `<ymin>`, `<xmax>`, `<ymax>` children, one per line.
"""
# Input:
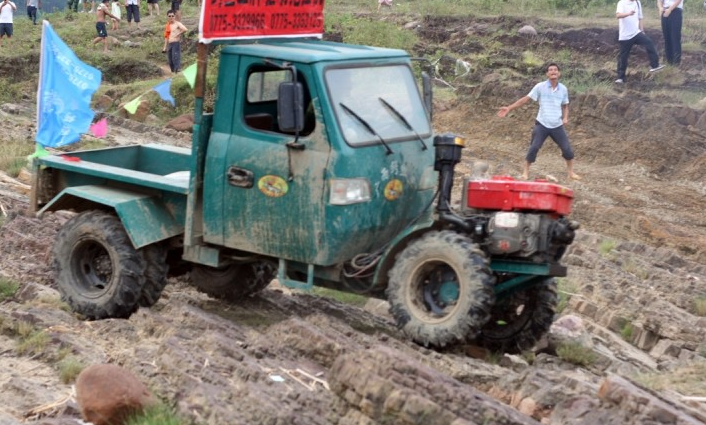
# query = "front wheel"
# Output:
<box><xmin>474</xmin><ymin>277</ymin><xmax>558</xmax><ymax>354</ymax></box>
<box><xmin>52</xmin><ymin>211</ymin><xmax>145</xmax><ymax>319</ymax></box>
<box><xmin>190</xmin><ymin>260</ymin><xmax>276</xmax><ymax>301</ymax></box>
<box><xmin>386</xmin><ymin>231</ymin><xmax>495</xmax><ymax>347</ymax></box>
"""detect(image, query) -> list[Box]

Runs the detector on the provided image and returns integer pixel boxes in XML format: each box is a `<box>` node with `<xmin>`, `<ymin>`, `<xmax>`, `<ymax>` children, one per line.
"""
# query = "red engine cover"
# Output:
<box><xmin>466</xmin><ymin>176</ymin><xmax>574</xmax><ymax>215</ymax></box>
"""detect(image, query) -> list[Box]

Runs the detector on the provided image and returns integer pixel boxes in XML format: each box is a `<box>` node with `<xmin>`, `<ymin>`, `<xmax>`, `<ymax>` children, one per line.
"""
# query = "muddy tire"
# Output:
<box><xmin>52</xmin><ymin>211</ymin><xmax>145</xmax><ymax>319</ymax></box>
<box><xmin>386</xmin><ymin>231</ymin><xmax>495</xmax><ymax>347</ymax></box>
<box><xmin>475</xmin><ymin>277</ymin><xmax>558</xmax><ymax>354</ymax></box>
<box><xmin>138</xmin><ymin>243</ymin><xmax>169</xmax><ymax>307</ymax></box>
<box><xmin>191</xmin><ymin>261</ymin><xmax>277</xmax><ymax>301</ymax></box>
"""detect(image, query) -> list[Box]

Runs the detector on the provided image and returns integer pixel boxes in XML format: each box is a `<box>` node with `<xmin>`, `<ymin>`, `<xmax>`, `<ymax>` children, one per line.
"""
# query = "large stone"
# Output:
<box><xmin>166</xmin><ymin>114</ymin><xmax>194</xmax><ymax>133</ymax></box>
<box><xmin>76</xmin><ymin>364</ymin><xmax>155</xmax><ymax>425</ymax></box>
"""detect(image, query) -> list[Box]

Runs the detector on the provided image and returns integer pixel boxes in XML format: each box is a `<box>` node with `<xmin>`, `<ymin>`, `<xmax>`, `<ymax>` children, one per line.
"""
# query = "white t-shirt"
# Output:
<box><xmin>616</xmin><ymin>0</ymin><xmax>642</xmax><ymax>41</ymax></box>
<box><xmin>0</xmin><ymin>1</ymin><xmax>15</xmax><ymax>24</ymax></box>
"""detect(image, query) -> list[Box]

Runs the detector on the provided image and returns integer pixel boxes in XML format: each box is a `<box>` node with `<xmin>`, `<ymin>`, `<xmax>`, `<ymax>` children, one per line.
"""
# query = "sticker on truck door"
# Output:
<box><xmin>258</xmin><ymin>175</ymin><xmax>289</xmax><ymax>198</ymax></box>
<box><xmin>384</xmin><ymin>179</ymin><xmax>403</xmax><ymax>201</ymax></box>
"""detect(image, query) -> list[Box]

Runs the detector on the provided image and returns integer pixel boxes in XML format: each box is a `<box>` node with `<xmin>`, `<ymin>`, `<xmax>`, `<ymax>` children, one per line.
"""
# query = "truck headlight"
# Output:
<box><xmin>329</xmin><ymin>178</ymin><xmax>371</xmax><ymax>205</ymax></box>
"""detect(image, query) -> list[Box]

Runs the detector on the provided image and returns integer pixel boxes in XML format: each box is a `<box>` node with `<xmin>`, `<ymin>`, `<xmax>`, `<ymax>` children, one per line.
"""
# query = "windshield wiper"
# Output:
<box><xmin>339</xmin><ymin>102</ymin><xmax>393</xmax><ymax>155</ymax></box>
<box><xmin>379</xmin><ymin>97</ymin><xmax>427</xmax><ymax>151</ymax></box>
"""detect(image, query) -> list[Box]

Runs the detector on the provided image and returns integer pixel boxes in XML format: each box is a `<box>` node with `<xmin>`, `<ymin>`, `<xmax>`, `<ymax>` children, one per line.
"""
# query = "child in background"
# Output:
<box><xmin>110</xmin><ymin>0</ymin><xmax>121</xmax><ymax>30</ymax></box>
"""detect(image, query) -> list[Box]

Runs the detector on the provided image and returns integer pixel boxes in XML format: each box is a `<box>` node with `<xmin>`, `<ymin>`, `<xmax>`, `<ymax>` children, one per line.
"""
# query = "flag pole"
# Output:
<box><xmin>31</xmin><ymin>21</ymin><xmax>49</xmax><ymax>159</ymax></box>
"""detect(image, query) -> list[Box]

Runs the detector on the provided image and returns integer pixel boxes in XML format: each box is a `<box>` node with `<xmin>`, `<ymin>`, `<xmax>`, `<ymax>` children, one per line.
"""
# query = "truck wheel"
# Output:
<box><xmin>138</xmin><ymin>243</ymin><xmax>169</xmax><ymax>307</ymax></box>
<box><xmin>191</xmin><ymin>261</ymin><xmax>276</xmax><ymax>301</ymax></box>
<box><xmin>387</xmin><ymin>231</ymin><xmax>495</xmax><ymax>347</ymax></box>
<box><xmin>52</xmin><ymin>211</ymin><xmax>145</xmax><ymax>319</ymax></box>
<box><xmin>475</xmin><ymin>278</ymin><xmax>558</xmax><ymax>354</ymax></box>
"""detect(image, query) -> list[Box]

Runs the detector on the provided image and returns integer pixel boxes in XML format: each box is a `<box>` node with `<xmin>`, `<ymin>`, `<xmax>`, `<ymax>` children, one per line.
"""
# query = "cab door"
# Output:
<box><xmin>203</xmin><ymin>58</ymin><xmax>331</xmax><ymax>263</ymax></box>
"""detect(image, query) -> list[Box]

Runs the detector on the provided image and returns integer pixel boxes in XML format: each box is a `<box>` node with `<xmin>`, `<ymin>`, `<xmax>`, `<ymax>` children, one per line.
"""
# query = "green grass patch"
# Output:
<box><xmin>0</xmin><ymin>277</ymin><xmax>20</xmax><ymax>302</ymax></box>
<box><xmin>311</xmin><ymin>287</ymin><xmax>369</xmax><ymax>307</ymax></box>
<box><xmin>58</xmin><ymin>355</ymin><xmax>85</xmax><ymax>384</ymax></box>
<box><xmin>691</xmin><ymin>297</ymin><xmax>706</xmax><ymax>317</ymax></box>
<box><xmin>556</xmin><ymin>277</ymin><xmax>578</xmax><ymax>314</ymax></box>
<box><xmin>15</xmin><ymin>322</ymin><xmax>50</xmax><ymax>356</ymax></box>
<box><xmin>556</xmin><ymin>341</ymin><xmax>597</xmax><ymax>366</ymax></box>
<box><xmin>632</xmin><ymin>359</ymin><xmax>706</xmax><ymax>396</ymax></box>
<box><xmin>125</xmin><ymin>403</ymin><xmax>184</xmax><ymax>425</ymax></box>
<box><xmin>0</xmin><ymin>139</ymin><xmax>34</xmax><ymax>177</ymax></box>
<box><xmin>598</xmin><ymin>239</ymin><xmax>617</xmax><ymax>256</ymax></box>
<box><xmin>620</xmin><ymin>322</ymin><xmax>634</xmax><ymax>342</ymax></box>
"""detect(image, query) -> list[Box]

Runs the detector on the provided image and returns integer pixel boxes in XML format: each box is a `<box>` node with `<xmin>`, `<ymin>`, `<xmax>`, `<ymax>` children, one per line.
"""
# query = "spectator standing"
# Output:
<box><xmin>124</xmin><ymin>0</ymin><xmax>140</xmax><ymax>28</ymax></box>
<box><xmin>615</xmin><ymin>0</ymin><xmax>664</xmax><ymax>83</ymax></box>
<box><xmin>657</xmin><ymin>0</ymin><xmax>682</xmax><ymax>65</ymax></box>
<box><xmin>67</xmin><ymin>0</ymin><xmax>78</xmax><ymax>12</ymax></box>
<box><xmin>92</xmin><ymin>0</ymin><xmax>119</xmax><ymax>52</ymax></box>
<box><xmin>26</xmin><ymin>0</ymin><xmax>39</xmax><ymax>24</ymax></box>
<box><xmin>162</xmin><ymin>9</ymin><xmax>186</xmax><ymax>73</ymax></box>
<box><xmin>170</xmin><ymin>0</ymin><xmax>180</xmax><ymax>20</ymax></box>
<box><xmin>0</xmin><ymin>0</ymin><xmax>16</xmax><ymax>47</ymax></box>
<box><xmin>146</xmin><ymin>0</ymin><xmax>158</xmax><ymax>16</ymax></box>
<box><xmin>377</xmin><ymin>0</ymin><xmax>391</xmax><ymax>11</ymax></box>
<box><xmin>110</xmin><ymin>0</ymin><xmax>120</xmax><ymax>30</ymax></box>
<box><xmin>497</xmin><ymin>63</ymin><xmax>581</xmax><ymax>182</ymax></box>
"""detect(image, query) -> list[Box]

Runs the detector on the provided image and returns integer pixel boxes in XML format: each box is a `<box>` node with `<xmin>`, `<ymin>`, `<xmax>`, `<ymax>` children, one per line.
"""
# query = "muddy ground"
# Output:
<box><xmin>1</xmin><ymin>16</ymin><xmax>706</xmax><ymax>425</ymax></box>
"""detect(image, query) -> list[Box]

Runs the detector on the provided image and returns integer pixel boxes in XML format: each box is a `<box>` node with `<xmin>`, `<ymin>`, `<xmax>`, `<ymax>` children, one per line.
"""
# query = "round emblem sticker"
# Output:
<box><xmin>384</xmin><ymin>179</ymin><xmax>403</xmax><ymax>201</ymax></box>
<box><xmin>258</xmin><ymin>175</ymin><xmax>289</xmax><ymax>198</ymax></box>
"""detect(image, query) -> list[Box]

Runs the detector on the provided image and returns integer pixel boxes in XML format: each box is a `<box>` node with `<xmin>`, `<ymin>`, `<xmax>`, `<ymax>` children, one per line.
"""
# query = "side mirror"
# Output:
<box><xmin>422</xmin><ymin>71</ymin><xmax>433</xmax><ymax>121</ymax></box>
<box><xmin>277</xmin><ymin>81</ymin><xmax>305</xmax><ymax>133</ymax></box>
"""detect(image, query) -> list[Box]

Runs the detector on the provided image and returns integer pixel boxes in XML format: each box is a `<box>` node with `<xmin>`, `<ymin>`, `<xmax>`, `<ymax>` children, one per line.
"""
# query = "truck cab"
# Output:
<box><xmin>198</xmin><ymin>41</ymin><xmax>436</xmax><ymax>267</ymax></box>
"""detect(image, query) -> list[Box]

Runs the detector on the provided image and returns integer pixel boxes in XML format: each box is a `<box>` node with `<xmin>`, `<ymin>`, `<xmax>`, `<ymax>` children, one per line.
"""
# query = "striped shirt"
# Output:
<box><xmin>527</xmin><ymin>80</ymin><xmax>568</xmax><ymax>129</ymax></box>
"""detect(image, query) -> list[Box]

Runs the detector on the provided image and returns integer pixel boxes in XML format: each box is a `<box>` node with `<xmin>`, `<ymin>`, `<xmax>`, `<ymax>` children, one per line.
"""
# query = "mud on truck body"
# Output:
<box><xmin>31</xmin><ymin>39</ymin><xmax>577</xmax><ymax>353</ymax></box>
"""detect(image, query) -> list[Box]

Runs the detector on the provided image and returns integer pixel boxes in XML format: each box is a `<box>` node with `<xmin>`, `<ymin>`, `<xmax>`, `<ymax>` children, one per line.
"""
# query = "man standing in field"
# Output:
<box><xmin>615</xmin><ymin>0</ymin><xmax>664</xmax><ymax>83</ymax></box>
<box><xmin>497</xmin><ymin>63</ymin><xmax>581</xmax><ymax>182</ymax></box>
<box><xmin>162</xmin><ymin>9</ymin><xmax>186</xmax><ymax>73</ymax></box>
<box><xmin>92</xmin><ymin>0</ymin><xmax>120</xmax><ymax>53</ymax></box>
<box><xmin>0</xmin><ymin>0</ymin><xmax>16</xmax><ymax>47</ymax></box>
<box><xmin>26</xmin><ymin>0</ymin><xmax>40</xmax><ymax>25</ymax></box>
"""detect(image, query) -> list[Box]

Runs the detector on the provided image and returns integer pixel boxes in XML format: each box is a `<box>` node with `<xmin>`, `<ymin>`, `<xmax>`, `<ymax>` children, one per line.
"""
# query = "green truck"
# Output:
<box><xmin>31</xmin><ymin>40</ymin><xmax>578</xmax><ymax>353</ymax></box>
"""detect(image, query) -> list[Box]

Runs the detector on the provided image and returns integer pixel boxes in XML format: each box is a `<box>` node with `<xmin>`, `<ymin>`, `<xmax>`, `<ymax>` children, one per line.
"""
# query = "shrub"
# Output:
<box><xmin>0</xmin><ymin>277</ymin><xmax>20</xmax><ymax>302</ymax></box>
<box><xmin>556</xmin><ymin>342</ymin><xmax>597</xmax><ymax>366</ymax></box>
<box><xmin>125</xmin><ymin>403</ymin><xmax>184</xmax><ymax>425</ymax></box>
<box><xmin>58</xmin><ymin>356</ymin><xmax>85</xmax><ymax>384</ymax></box>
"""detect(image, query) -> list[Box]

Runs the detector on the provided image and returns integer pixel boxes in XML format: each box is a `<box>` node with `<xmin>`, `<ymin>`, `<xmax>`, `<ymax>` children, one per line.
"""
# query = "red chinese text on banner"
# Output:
<box><xmin>199</xmin><ymin>0</ymin><xmax>325</xmax><ymax>43</ymax></box>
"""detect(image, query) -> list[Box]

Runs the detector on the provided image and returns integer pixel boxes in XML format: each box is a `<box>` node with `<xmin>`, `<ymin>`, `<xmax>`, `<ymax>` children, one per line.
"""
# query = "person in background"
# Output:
<box><xmin>146</xmin><ymin>0</ymin><xmax>158</xmax><ymax>16</ymax></box>
<box><xmin>162</xmin><ymin>9</ymin><xmax>186</xmax><ymax>73</ymax></box>
<box><xmin>92</xmin><ymin>0</ymin><xmax>119</xmax><ymax>52</ymax></box>
<box><xmin>26</xmin><ymin>0</ymin><xmax>39</xmax><ymax>24</ymax></box>
<box><xmin>497</xmin><ymin>63</ymin><xmax>581</xmax><ymax>182</ymax></box>
<box><xmin>110</xmin><ymin>0</ymin><xmax>121</xmax><ymax>30</ymax></box>
<box><xmin>67</xmin><ymin>0</ymin><xmax>78</xmax><ymax>12</ymax></box>
<box><xmin>377</xmin><ymin>0</ymin><xmax>391</xmax><ymax>11</ymax></box>
<box><xmin>124</xmin><ymin>0</ymin><xmax>139</xmax><ymax>28</ymax></box>
<box><xmin>170</xmin><ymin>0</ymin><xmax>180</xmax><ymax>20</ymax></box>
<box><xmin>0</xmin><ymin>0</ymin><xmax>16</xmax><ymax>47</ymax></box>
<box><xmin>615</xmin><ymin>0</ymin><xmax>665</xmax><ymax>83</ymax></box>
<box><xmin>657</xmin><ymin>0</ymin><xmax>682</xmax><ymax>66</ymax></box>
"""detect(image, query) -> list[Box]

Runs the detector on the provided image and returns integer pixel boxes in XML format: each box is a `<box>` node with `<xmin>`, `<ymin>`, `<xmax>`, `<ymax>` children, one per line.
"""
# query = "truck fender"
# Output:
<box><xmin>38</xmin><ymin>185</ymin><xmax>182</xmax><ymax>249</ymax></box>
<box><xmin>372</xmin><ymin>219</ymin><xmax>439</xmax><ymax>289</ymax></box>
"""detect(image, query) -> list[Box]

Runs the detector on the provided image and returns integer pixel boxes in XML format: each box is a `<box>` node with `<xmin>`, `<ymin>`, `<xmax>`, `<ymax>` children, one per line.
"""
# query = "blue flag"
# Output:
<box><xmin>153</xmin><ymin>80</ymin><xmax>175</xmax><ymax>107</ymax></box>
<box><xmin>36</xmin><ymin>20</ymin><xmax>101</xmax><ymax>148</ymax></box>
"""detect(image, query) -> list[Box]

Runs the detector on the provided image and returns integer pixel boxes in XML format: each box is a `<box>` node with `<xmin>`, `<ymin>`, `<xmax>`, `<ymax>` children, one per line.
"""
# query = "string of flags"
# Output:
<box><xmin>122</xmin><ymin>63</ymin><xmax>197</xmax><ymax>114</ymax></box>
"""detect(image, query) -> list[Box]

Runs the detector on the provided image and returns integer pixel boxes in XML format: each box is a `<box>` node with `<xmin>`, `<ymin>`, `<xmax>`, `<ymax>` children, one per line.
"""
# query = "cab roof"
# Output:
<box><xmin>221</xmin><ymin>40</ymin><xmax>409</xmax><ymax>64</ymax></box>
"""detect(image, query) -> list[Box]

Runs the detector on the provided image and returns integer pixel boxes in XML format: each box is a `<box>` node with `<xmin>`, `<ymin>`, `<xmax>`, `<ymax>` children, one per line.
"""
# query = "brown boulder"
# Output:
<box><xmin>166</xmin><ymin>114</ymin><xmax>194</xmax><ymax>132</ymax></box>
<box><xmin>76</xmin><ymin>364</ymin><xmax>156</xmax><ymax>425</ymax></box>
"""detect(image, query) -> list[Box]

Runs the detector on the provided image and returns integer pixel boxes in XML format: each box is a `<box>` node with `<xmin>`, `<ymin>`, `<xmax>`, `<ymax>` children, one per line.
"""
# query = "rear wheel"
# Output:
<box><xmin>190</xmin><ymin>260</ymin><xmax>277</xmax><ymax>301</ymax></box>
<box><xmin>386</xmin><ymin>231</ymin><xmax>495</xmax><ymax>347</ymax></box>
<box><xmin>52</xmin><ymin>211</ymin><xmax>145</xmax><ymax>319</ymax></box>
<box><xmin>138</xmin><ymin>243</ymin><xmax>169</xmax><ymax>307</ymax></box>
<box><xmin>475</xmin><ymin>277</ymin><xmax>558</xmax><ymax>354</ymax></box>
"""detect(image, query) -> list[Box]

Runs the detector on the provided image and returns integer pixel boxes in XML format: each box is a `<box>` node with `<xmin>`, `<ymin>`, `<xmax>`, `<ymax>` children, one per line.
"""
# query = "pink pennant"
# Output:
<box><xmin>90</xmin><ymin>118</ymin><xmax>108</xmax><ymax>138</ymax></box>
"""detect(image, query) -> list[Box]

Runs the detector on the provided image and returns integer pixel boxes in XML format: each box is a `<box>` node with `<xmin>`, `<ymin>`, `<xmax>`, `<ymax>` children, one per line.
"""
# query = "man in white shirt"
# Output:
<box><xmin>0</xmin><ymin>0</ymin><xmax>16</xmax><ymax>47</ymax></box>
<box><xmin>615</xmin><ymin>0</ymin><xmax>665</xmax><ymax>83</ymax></box>
<box><xmin>657</xmin><ymin>0</ymin><xmax>683</xmax><ymax>65</ymax></box>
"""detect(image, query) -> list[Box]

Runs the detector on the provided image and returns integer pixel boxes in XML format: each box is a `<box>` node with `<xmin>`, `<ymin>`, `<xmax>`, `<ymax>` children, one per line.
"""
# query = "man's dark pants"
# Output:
<box><xmin>661</xmin><ymin>8</ymin><xmax>682</xmax><ymax>65</ymax></box>
<box><xmin>617</xmin><ymin>32</ymin><xmax>660</xmax><ymax>81</ymax></box>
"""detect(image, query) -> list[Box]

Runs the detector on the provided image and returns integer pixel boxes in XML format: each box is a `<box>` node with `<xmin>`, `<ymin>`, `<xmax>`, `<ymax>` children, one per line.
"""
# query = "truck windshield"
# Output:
<box><xmin>325</xmin><ymin>65</ymin><xmax>431</xmax><ymax>146</ymax></box>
